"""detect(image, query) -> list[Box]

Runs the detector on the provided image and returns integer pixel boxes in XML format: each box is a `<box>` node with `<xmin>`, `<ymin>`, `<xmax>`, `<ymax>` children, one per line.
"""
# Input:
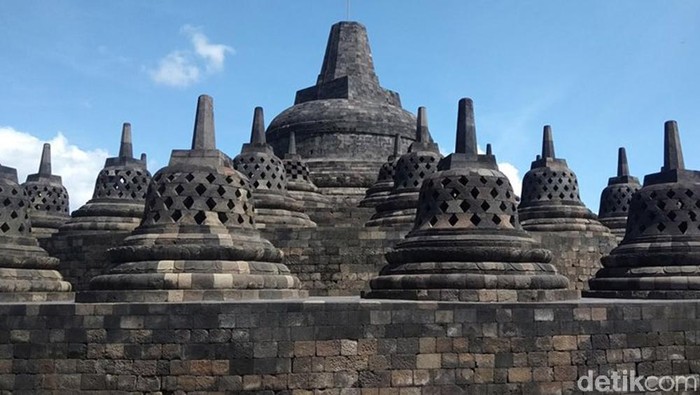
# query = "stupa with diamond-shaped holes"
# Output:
<box><xmin>598</xmin><ymin>147</ymin><xmax>641</xmax><ymax>240</ymax></box>
<box><xmin>365</xmin><ymin>98</ymin><xmax>574</xmax><ymax>302</ymax></box>
<box><xmin>587</xmin><ymin>121</ymin><xmax>700</xmax><ymax>298</ymax></box>
<box><xmin>365</xmin><ymin>107</ymin><xmax>441</xmax><ymax>227</ymax></box>
<box><xmin>282</xmin><ymin>131</ymin><xmax>331</xmax><ymax>208</ymax></box>
<box><xmin>233</xmin><ymin>107</ymin><xmax>316</xmax><ymax>228</ymax></box>
<box><xmin>80</xmin><ymin>95</ymin><xmax>306</xmax><ymax>302</ymax></box>
<box><xmin>21</xmin><ymin>143</ymin><xmax>70</xmax><ymax>238</ymax></box>
<box><xmin>360</xmin><ymin>134</ymin><xmax>402</xmax><ymax>208</ymax></box>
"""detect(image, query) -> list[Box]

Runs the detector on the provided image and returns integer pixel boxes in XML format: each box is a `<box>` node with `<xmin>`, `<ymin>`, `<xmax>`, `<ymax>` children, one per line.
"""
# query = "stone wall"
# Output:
<box><xmin>531</xmin><ymin>231</ymin><xmax>618</xmax><ymax>291</ymax></box>
<box><xmin>0</xmin><ymin>298</ymin><xmax>698</xmax><ymax>393</ymax></box>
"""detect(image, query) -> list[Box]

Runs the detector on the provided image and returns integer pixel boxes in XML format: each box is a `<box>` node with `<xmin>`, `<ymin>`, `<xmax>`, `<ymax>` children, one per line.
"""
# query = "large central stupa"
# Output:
<box><xmin>266</xmin><ymin>21</ymin><xmax>416</xmax><ymax>202</ymax></box>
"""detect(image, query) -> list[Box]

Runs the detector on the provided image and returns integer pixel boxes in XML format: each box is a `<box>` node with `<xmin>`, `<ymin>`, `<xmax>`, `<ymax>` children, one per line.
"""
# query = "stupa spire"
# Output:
<box><xmin>456</xmin><ymin>98</ymin><xmax>477</xmax><ymax>159</ymax></box>
<box><xmin>617</xmin><ymin>147</ymin><xmax>630</xmax><ymax>177</ymax></box>
<box><xmin>542</xmin><ymin>125</ymin><xmax>555</xmax><ymax>159</ymax></box>
<box><xmin>250</xmin><ymin>107</ymin><xmax>266</xmax><ymax>145</ymax></box>
<box><xmin>486</xmin><ymin>143</ymin><xmax>492</xmax><ymax>156</ymax></box>
<box><xmin>392</xmin><ymin>133</ymin><xmax>400</xmax><ymax>157</ymax></box>
<box><xmin>38</xmin><ymin>143</ymin><xmax>52</xmax><ymax>175</ymax></box>
<box><xmin>416</xmin><ymin>106</ymin><xmax>429</xmax><ymax>143</ymax></box>
<box><xmin>662</xmin><ymin>120</ymin><xmax>684</xmax><ymax>171</ymax></box>
<box><xmin>287</xmin><ymin>131</ymin><xmax>297</xmax><ymax>155</ymax></box>
<box><xmin>191</xmin><ymin>95</ymin><xmax>216</xmax><ymax>150</ymax></box>
<box><xmin>118</xmin><ymin>123</ymin><xmax>133</xmax><ymax>159</ymax></box>
<box><xmin>317</xmin><ymin>21</ymin><xmax>378</xmax><ymax>85</ymax></box>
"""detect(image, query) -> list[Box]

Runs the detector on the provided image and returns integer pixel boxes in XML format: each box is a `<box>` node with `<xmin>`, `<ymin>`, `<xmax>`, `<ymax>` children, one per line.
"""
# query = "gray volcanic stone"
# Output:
<box><xmin>365</xmin><ymin>107</ymin><xmax>441</xmax><ymax>227</ymax></box>
<box><xmin>60</xmin><ymin>123</ymin><xmax>151</xmax><ymax>234</ymax></box>
<box><xmin>0</xmin><ymin>162</ymin><xmax>72</xmax><ymax>301</ymax></box>
<box><xmin>598</xmin><ymin>147</ymin><xmax>641</xmax><ymax>240</ymax></box>
<box><xmin>21</xmin><ymin>143</ymin><xmax>70</xmax><ymax>238</ymax></box>
<box><xmin>81</xmin><ymin>95</ymin><xmax>306</xmax><ymax>302</ymax></box>
<box><xmin>359</xmin><ymin>134</ymin><xmax>403</xmax><ymax>208</ymax></box>
<box><xmin>519</xmin><ymin>126</ymin><xmax>609</xmax><ymax>232</ymax></box>
<box><xmin>365</xmin><ymin>98</ymin><xmax>575</xmax><ymax>302</ymax></box>
<box><xmin>283</xmin><ymin>131</ymin><xmax>331</xmax><ymax>209</ymax></box>
<box><xmin>266</xmin><ymin>21</ymin><xmax>417</xmax><ymax>201</ymax></box>
<box><xmin>233</xmin><ymin>108</ymin><xmax>316</xmax><ymax>228</ymax></box>
<box><xmin>587</xmin><ymin>121</ymin><xmax>700</xmax><ymax>298</ymax></box>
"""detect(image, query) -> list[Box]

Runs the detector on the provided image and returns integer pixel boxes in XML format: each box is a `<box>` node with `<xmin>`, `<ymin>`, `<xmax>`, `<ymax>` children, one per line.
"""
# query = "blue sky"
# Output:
<box><xmin>1</xmin><ymin>1</ymin><xmax>699</xmax><ymax>211</ymax></box>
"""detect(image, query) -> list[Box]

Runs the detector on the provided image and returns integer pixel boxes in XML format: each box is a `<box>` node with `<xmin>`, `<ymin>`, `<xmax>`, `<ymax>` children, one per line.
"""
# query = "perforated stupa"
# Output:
<box><xmin>360</xmin><ymin>134</ymin><xmax>402</xmax><ymax>208</ymax></box>
<box><xmin>282</xmin><ymin>131</ymin><xmax>330</xmax><ymax>208</ymax></box>
<box><xmin>598</xmin><ymin>147</ymin><xmax>641</xmax><ymax>239</ymax></box>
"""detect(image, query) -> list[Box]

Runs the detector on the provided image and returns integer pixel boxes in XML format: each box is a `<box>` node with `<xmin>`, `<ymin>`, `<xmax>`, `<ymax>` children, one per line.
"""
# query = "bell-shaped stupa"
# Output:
<box><xmin>364</xmin><ymin>99</ymin><xmax>574</xmax><ymax>302</ymax></box>
<box><xmin>518</xmin><ymin>126</ymin><xmax>608</xmax><ymax>232</ymax></box>
<box><xmin>81</xmin><ymin>95</ymin><xmax>306</xmax><ymax>302</ymax></box>
<box><xmin>359</xmin><ymin>134</ymin><xmax>402</xmax><ymax>208</ymax></box>
<box><xmin>0</xmin><ymin>162</ymin><xmax>72</xmax><ymax>301</ymax></box>
<box><xmin>598</xmin><ymin>147</ymin><xmax>641</xmax><ymax>240</ymax></box>
<box><xmin>282</xmin><ymin>131</ymin><xmax>330</xmax><ymax>208</ymax></box>
<box><xmin>587</xmin><ymin>121</ymin><xmax>700</xmax><ymax>298</ymax></box>
<box><xmin>233</xmin><ymin>108</ymin><xmax>316</xmax><ymax>228</ymax></box>
<box><xmin>266</xmin><ymin>22</ymin><xmax>416</xmax><ymax>203</ymax></box>
<box><xmin>60</xmin><ymin>123</ymin><xmax>151</xmax><ymax>233</ymax></box>
<box><xmin>21</xmin><ymin>144</ymin><xmax>70</xmax><ymax>237</ymax></box>
<box><xmin>365</xmin><ymin>107</ymin><xmax>441</xmax><ymax>227</ymax></box>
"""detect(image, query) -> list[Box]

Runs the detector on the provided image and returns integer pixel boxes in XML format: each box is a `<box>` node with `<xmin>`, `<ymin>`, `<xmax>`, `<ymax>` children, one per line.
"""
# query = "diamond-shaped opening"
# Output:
<box><xmin>193</xmin><ymin>211</ymin><xmax>206</xmax><ymax>224</ymax></box>
<box><xmin>163</xmin><ymin>196</ymin><xmax>174</xmax><ymax>208</ymax></box>
<box><xmin>227</xmin><ymin>200</ymin><xmax>235</xmax><ymax>210</ymax></box>
<box><xmin>450</xmin><ymin>188</ymin><xmax>459</xmax><ymax>199</ymax></box>
<box><xmin>481</xmin><ymin>201</ymin><xmax>490</xmax><ymax>211</ymax></box>
<box><xmin>266</xmin><ymin>181</ymin><xmax>273</xmax><ymax>188</ymax></box>
<box><xmin>495</xmin><ymin>178</ymin><xmax>503</xmax><ymax>186</ymax></box>
<box><xmin>171</xmin><ymin>210</ymin><xmax>182</xmax><ymax>222</ymax></box>
<box><xmin>458</xmin><ymin>176</ymin><xmax>469</xmax><ymax>186</ymax></box>
<box><xmin>2</xmin><ymin>198</ymin><xmax>10</xmax><ymax>207</ymax></box>
<box><xmin>470</xmin><ymin>187</ymin><xmax>480</xmax><ymax>198</ymax></box>
<box><xmin>429</xmin><ymin>216</ymin><xmax>438</xmax><ymax>226</ymax></box>
<box><xmin>547</xmin><ymin>193</ymin><xmax>553</xmax><ymax>199</ymax></box>
<box><xmin>686</xmin><ymin>190</ymin><xmax>694</xmax><ymax>198</ymax></box>
<box><xmin>492</xmin><ymin>215</ymin><xmax>501</xmax><ymax>225</ymax></box>
<box><xmin>668</xmin><ymin>211</ymin><xmax>677</xmax><ymax>221</ymax></box>
<box><xmin>479</xmin><ymin>176</ymin><xmax>487</xmax><ymax>185</ymax></box>
<box><xmin>509</xmin><ymin>216</ymin><xmax>516</xmax><ymax>225</ymax></box>
<box><xmin>206</xmin><ymin>197</ymin><xmax>217</xmax><ymax>210</ymax></box>
<box><xmin>216</xmin><ymin>186</ymin><xmax>226</xmax><ymax>196</ymax></box>
<box><xmin>439</xmin><ymin>201</ymin><xmax>449</xmax><ymax>213</ymax></box>
<box><xmin>679</xmin><ymin>221</ymin><xmax>689</xmax><ymax>234</ymax></box>
<box><xmin>10</xmin><ymin>211</ymin><xmax>17</xmax><ymax>219</ymax></box>
<box><xmin>0</xmin><ymin>223</ymin><xmax>9</xmax><ymax>233</ymax></box>
<box><xmin>448</xmin><ymin>214</ymin><xmax>459</xmax><ymax>226</ymax></box>
<box><xmin>235</xmin><ymin>189</ymin><xmax>242</xmax><ymax>198</ymax></box>
<box><xmin>690</xmin><ymin>211</ymin><xmax>697</xmax><ymax>221</ymax></box>
<box><xmin>195</xmin><ymin>184</ymin><xmax>207</xmax><ymax>196</ymax></box>
<box><xmin>218</xmin><ymin>212</ymin><xmax>228</xmax><ymax>224</ymax></box>
<box><xmin>206</xmin><ymin>174</ymin><xmax>216</xmax><ymax>183</ymax></box>
<box><xmin>17</xmin><ymin>224</ymin><xmax>25</xmax><ymax>232</ymax></box>
<box><xmin>499</xmin><ymin>202</ymin><xmax>508</xmax><ymax>211</ymax></box>
<box><xmin>657</xmin><ymin>223</ymin><xmax>666</xmax><ymax>232</ymax></box>
<box><xmin>167</xmin><ymin>174</ymin><xmax>176</xmax><ymax>182</ymax></box>
<box><xmin>657</xmin><ymin>201</ymin><xmax>666</xmax><ymax>210</ymax></box>
<box><xmin>460</xmin><ymin>200</ymin><xmax>471</xmax><ymax>212</ymax></box>
<box><xmin>470</xmin><ymin>214</ymin><xmax>481</xmax><ymax>226</ymax></box>
<box><xmin>183</xmin><ymin>196</ymin><xmax>194</xmax><ymax>209</ymax></box>
<box><xmin>173</xmin><ymin>185</ymin><xmax>184</xmax><ymax>195</ymax></box>
<box><xmin>650</xmin><ymin>191</ymin><xmax>657</xmax><ymax>198</ymax></box>
<box><xmin>237</xmin><ymin>215</ymin><xmax>245</xmax><ymax>224</ymax></box>
<box><xmin>559</xmin><ymin>193</ymin><xmax>565</xmax><ymax>199</ymax></box>
<box><xmin>667</xmin><ymin>190</ymin><xmax>676</xmax><ymax>198</ymax></box>
<box><xmin>153</xmin><ymin>212</ymin><xmax>161</xmax><ymax>222</ymax></box>
<box><xmin>490</xmin><ymin>188</ymin><xmax>498</xmax><ymax>198</ymax></box>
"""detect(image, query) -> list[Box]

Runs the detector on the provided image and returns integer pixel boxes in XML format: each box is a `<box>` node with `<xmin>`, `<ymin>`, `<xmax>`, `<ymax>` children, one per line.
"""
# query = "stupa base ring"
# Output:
<box><xmin>363</xmin><ymin>288</ymin><xmax>578</xmax><ymax>302</ymax></box>
<box><xmin>77</xmin><ymin>288</ymin><xmax>308</xmax><ymax>303</ymax></box>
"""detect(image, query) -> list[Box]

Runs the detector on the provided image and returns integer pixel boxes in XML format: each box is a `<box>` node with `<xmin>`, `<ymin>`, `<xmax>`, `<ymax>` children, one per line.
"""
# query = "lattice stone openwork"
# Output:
<box><xmin>24</xmin><ymin>184</ymin><xmax>69</xmax><ymax>215</ymax></box>
<box><xmin>233</xmin><ymin>153</ymin><xmax>287</xmax><ymax>192</ymax></box>
<box><xmin>521</xmin><ymin>169</ymin><xmax>580</xmax><ymax>203</ymax></box>
<box><xmin>284</xmin><ymin>158</ymin><xmax>311</xmax><ymax>183</ymax></box>
<box><xmin>142</xmin><ymin>169</ymin><xmax>256</xmax><ymax>229</ymax></box>
<box><xmin>394</xmin><ymin>153</ymin><xmax>439</xmax><ymax>190</ymax></box>
<box><xmin>93</xmin><ymin>168</ymin><xmax>150</xmax><ymax>200</ymax></box>
<box><xmin>600</xmin><ymin>184</ymin><xmax>640</xmax><ymax>218</ymax></box>
<box><xmin>414</xmin><ymin>171</ymin><xmax>518</xmax><ymax>230</ymax></box>
<box><xmin>624</xmin><ymin>185</ymin><xmax>700</xmax><ymax>238</ymax></box>
<box><xmin>0</xmin><ymin>185</ymin><xmax>30</xmax><ymax>236</ymax></box>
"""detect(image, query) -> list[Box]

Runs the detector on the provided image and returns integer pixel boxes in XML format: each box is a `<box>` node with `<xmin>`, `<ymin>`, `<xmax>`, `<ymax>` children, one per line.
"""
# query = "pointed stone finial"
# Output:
<box><xmin>486</xmin><ymin>144</ymin><xmax>493</xmax><ymax>156</ymax></box>
<box><xmin>118</xmin><ymin>123</ymin><xmax>133</xmax><ymax>159</ymax></box>
<box><xmin>456</xmin><ymin>98</ymin><xmax>477</xmax><ymax>158</ymax></box>
<box><xmin>318</xmin><ymin>21</ymin><xmax>377</xmax><ymax>84</ymax></box>
<box><xmin>38</xmin><ymin>143</ymin><xmax>52</xmax><ymax>175</ymax></box>
<box><xmin>140</xmin><ymin>153</ymin><xmax>147</xmax><ymax>163</ymax></box>
<box><xmin>288</xmin><ymin>131</ymin><xmax>297</xmax><ymax>155</ymax></box>
<box><xmin>191</xmin><ymin>95</ymin><xmax>216</xmax><ymax>150</ymax></box>
<box><xmin>536</xmin><ymin>155</ymin><xmax>541</xmax><ymax>161</ymax></box>
<box><xmin>617</xmin><ymin>147</ymin><xmax>630</xmax><ymax>177</ymax></box>
<box><xmin>662</xmin><ymin>120</ymin><xmax>685</xmax><ymax>171</ymax></box>
<box><xmin>542</xmin><ymin>125</ymin><xmax>555</xmax><ymax>159</ymax></box>
<box><xmin>392</xmin><ymin>134</ymin><xmax>400</xmax><ymax>157</ymax></box>
<box><xmin>250</xmin><ymin>107</ymin><xmax>266</xmax><ymax>145</ymax></box>
<box><xmin>416</xmin><ymin>107</ymin><xmax>430</xmax><ymax>143</ymax></box>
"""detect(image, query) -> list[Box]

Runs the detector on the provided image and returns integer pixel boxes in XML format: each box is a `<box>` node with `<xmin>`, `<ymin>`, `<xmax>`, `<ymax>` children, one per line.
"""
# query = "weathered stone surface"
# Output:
<box><xmin>82</xmin><ymin>95</ymin><xmax>306</xmax><ymax>302</ymax></box>
<box><xmin>266</xmin><ymin>22</ymin><xmax>417</xmax><ymax>202</ymax></box>
<box><xmin>0</xmin><ymin>162</ymin><xmax>72</xmax><ymax>301</ymax></box>
<box><xmin>21</xmin><ymin>143</ymin><xmax>70</xmax><ymax>238</ymax></box>
<box><xmin>283</xmin><ymin>131</ymin><xmax>332</xmax><ymax>209</ymax></box>
<box><xmin>365</xmin><ymin>99</ymin><xmax>575</xmax><ymax>302</ymax></box>
<box><xmin>587</xmin><ymin>121</ymin><xmax>700</xmax><ymax>298</ymax></box>
<box><xmin>365</xmin><ymin>107</ymin><xmax>441</xmax><ymax>227</ymax></box>
<box><xmin>598</xmin><ymin>147</ymin><xmax>641</xmax><ymax>240</ymax></box>
<box><xmin>360</xmin><ymin>134</ymin><xmax>403</xmax><ymax>208</ymax></box>
<box><xmin>233</xmin><ymin>107</ymin><xmax>316</xmax><ymax>229</ymax></box>
<box><xmin>44</xmin><ymin>123</ymin><xmax>152</xmax><ymax>290</ymax></box>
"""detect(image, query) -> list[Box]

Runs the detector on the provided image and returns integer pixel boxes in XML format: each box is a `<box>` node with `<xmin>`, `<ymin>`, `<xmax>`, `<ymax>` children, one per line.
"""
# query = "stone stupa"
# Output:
<box><xmin>21</xmin><ymin>143</ymin><xmax>70</xmax><ymax>238</ymax></box>
<box><xmin>597</xmin><ymin>147</ymin><xmax>641</xmax><ymax>240</ymax></box>
<box><xmin>282</xmin><ymin>131</ymin><xmax>331</xmax><ymax>208</ymax></box>
<box><xmin>80</xmin><ymin>95</ymin><xmax>306</xmax><ymax>302</ymax></box>
<box><xmin>365</xmin><ymin>107</ymin><xmax>441</xmax><ymax>227</ymax></box>
<box><xmin>44</xmin><ymin>123</ymin><xmax>151</xmax><ymax>291</ymax></box>
<box><xmin>359</xmin><ymin>134</ymin><xmax>402</xmax><ymax>208</ymax></box>
<box><xmin>365</xmin><ymin>98</ymin><xmax>574</xmax><ymax>302</ymax></box>
<box><xmin>232</xmin><ymin>107</ymin><xmax>316</xmax><ymax>228</ymax></box>
<box><xmin>266</xmin><ymin>21</ymin><xmax>415</xmax><ymax>203</ymax></box>
<box><xmin>0</xmin><ymin>162</ymin><xmax>72</xmax><ymax>301</ymax></box>
<box><xmin>587</xmin><ymin>121</ymin><xmax>700</xmax><ymax>298</ymax></box>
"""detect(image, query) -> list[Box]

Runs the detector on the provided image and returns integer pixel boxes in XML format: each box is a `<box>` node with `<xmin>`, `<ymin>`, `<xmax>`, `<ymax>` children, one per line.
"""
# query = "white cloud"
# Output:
<box><xmin>150</xmin><ymin>26</ymin><xmax>233</xmax><ymax>88</ymax></box>
<box><xmin>497</xmin><ymin>162</ymin><xmax>522</xmax><ymax>198</ymax></box>
<box><xmin>0</xmin><ymin>126</ymin><xmax>108</xmax><ymax>212</ymax></box>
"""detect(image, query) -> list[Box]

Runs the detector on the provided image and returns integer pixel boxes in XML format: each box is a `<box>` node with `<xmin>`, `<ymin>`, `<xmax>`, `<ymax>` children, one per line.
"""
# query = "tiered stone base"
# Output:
<box><xmin>584</xmin><ymin>289</ymin><xmax>700</xmax><ymax>299</ymax></box>
<box><xmin>254</xmin><ymin>192</ymin><xmax>316</xmax><ymax>228</ymax></box>
<box><xmin>77</xmin><ymin>289</ymin><xmax>307</xmax><ymax>302</ymax></box>
<box><xmin>363</xmin><ymin>288</ymin><xmax>579</xmax><ymax>302</ymax></box>
<box><xmin>599</xmin><ymin>216</ymin><xmax>627</xmax><ymax>241</ymax></box>
<box><xmin>0</xmin><ymin>291</ymin><xmax>74</xmax><ymax>302</ymax></box>
<box><xmin>364</xmin><ymin>192</ymin><xmax>417</xmax><ymax>227</ymax></box>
